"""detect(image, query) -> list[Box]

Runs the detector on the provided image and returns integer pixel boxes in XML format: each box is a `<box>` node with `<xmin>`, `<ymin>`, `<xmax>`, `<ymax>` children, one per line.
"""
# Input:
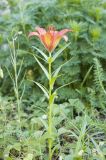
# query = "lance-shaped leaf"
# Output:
<box><xmin>32</xmin><ymin>46</ymin><xmax>48</xmax><ymax>61</ymax></box>
<box><xmin>53</xmin><ymin>66</ymin><xmax>61</xmax><ymax>78</ymax></box>
<box><xmin>81</xmin><ymin>65</ymin><xmax>93</xmax><ymax>87</ymax></box>
<box><xmin>52</xmin><ymin>42</ymin><xmax>71</xmax><ymax>62</ymax></box>
<box><xmin>50</xmin><ymin>77</ymin><xmax>57</xmax><ymax>90</ymax></box>
<box><xmin>55</xmin><ymin>80</ymin><xmax>78</xmax><ymax>92</ymax></box>
<box><xmin>50</xmin><ymin>67</ymin><xmax>61</xmax><ymax>90</ymax></box>
<box><xmin>31</xmin><ymin>80</ymin><xmax>49</xmax><ymax>99</ymax></box>
<box><xmin>51</xmin><ymin>57</ymin><xmax>73</xmax><ymax>89</ymax></box>
<box><xmin>33</xmin><ymin>55</ymin><xmax>49</xmax><ymax>79</ymax></box>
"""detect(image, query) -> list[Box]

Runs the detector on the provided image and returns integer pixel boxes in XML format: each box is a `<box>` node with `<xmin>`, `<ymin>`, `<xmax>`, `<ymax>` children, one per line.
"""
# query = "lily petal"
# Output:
<box><xmin>28</xmin><ymin>32</ymin><xmax>39</xmax><ymax>37</ymax></box>
<box><xmin>29</xmin><ymin>26</ymin><xmax>71</xmax><ymax>53</ymax></box>
<box><xmin>59</xmin><ymin>29</ymin><xmax>71</xmax><ymax>37</ymax></box>
<box><xmin>36</xmin><ymin>27</ymin><xmax>46</xmax><ymax>35</ymax></box>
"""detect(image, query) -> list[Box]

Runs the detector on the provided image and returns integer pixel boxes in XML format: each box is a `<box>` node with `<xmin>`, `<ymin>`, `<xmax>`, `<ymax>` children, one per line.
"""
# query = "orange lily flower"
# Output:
<box><xmin>29</xmin><ymin>26</ymin><xmax>72</xmax><ymax>52</ymax></box>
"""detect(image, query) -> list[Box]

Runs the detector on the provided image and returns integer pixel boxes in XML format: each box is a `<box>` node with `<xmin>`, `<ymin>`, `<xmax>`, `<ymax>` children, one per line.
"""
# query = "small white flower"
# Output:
<box><xmin>18</xmin><ymin>31</ymin><xmax>23</xmax><ymax>35</ymax></box>
<box><xmin>59</xmin><ymin>156</ymin><xmax>62</xmax><ymax>160</ymax></box>
<box><xmin>78</xmin><ymin>150</ymin><xmax>84</xmax><ymax>156</ymax></box>
<box><xmin>99</xmin><ymin>141</ymin><xmax>104</xmax><ymax>146</ymax></box>
<box><xmin>42</xmin><ymin>114</ymin><xmax>47</xmax><ymax>120</ymax></box>
<box><xmin>13</xmin><ymin>36</ymin><xmax>17</xmax><ymax>41</ymax></box>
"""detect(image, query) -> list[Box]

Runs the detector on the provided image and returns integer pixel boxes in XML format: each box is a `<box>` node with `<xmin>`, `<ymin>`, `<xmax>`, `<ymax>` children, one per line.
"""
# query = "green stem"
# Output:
<box><xmin>13</xmin><ymin>39</ymin><xmax>22</xmax><ymax>138</ymax></box>
<box><xmin>48</xmin><ymin>53</ymin><xmax>53</xmax><ymax>160</ymax></box>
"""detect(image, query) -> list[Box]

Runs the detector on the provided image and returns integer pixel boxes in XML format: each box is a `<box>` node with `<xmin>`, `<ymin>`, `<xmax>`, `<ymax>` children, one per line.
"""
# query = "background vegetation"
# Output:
<box><xmin>0</xmin><ymin>0</ymin><xmax>106</xmax><ymax>159</ymax></box>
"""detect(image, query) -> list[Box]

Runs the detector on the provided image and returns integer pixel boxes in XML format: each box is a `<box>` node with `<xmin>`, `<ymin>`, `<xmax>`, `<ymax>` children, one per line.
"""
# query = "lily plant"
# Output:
<box><xmin>29</xmin><ymin>26</ymin><xmax>72</xmax><ymax>160</ymax></box>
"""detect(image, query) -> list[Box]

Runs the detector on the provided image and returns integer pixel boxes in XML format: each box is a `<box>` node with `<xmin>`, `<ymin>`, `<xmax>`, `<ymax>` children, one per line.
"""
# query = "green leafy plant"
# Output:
<box><xmin>93</xmin><ymin>58</ymin><xmax>106</xmax><ymax>94</ymax></box>
<box><xmin>0</xmin><ymin>0</ymin><xmax>106</xmax><ymax>159</ymax></box>
<box><xmin>28</xmin><ymin>26</ymin><xmax>72</xmax><ymax>160</ymax></box>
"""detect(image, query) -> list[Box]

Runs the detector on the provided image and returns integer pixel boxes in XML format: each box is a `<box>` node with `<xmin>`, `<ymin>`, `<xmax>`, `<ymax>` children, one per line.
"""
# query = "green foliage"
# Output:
<box><xmin>93</xmin><ymin>58</ymin><xmax>105</xmax><ymax>92</ymax></box>
<box><xmin>0</xmin><ymin>0</ymin><xmax>106</xmax><ymax>159</ymax></box>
